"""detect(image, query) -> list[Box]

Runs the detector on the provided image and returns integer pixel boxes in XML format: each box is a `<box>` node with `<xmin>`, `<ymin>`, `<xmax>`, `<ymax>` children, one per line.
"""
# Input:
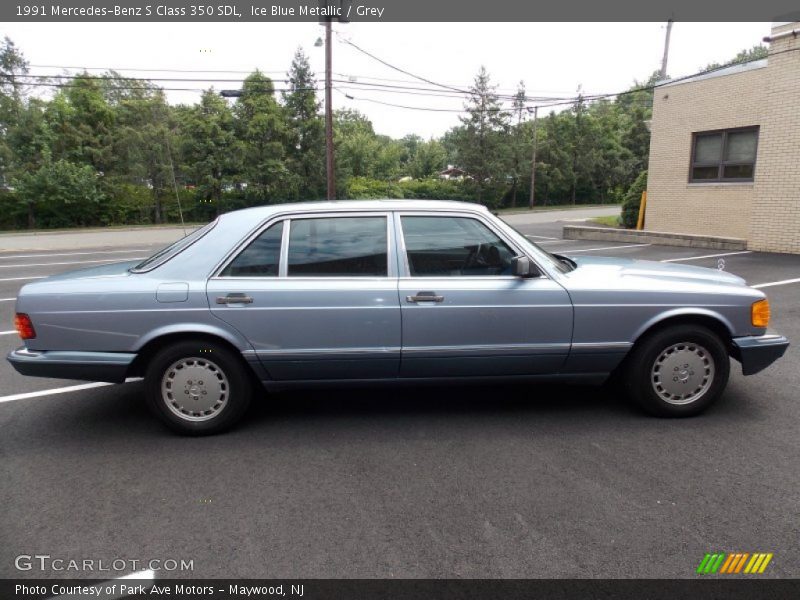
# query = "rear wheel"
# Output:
<box><xmin>145</xmin><ymin>341</ymin><xmax>253</xmax><ymax>435</ymax></box>
<box><xmin>624</xmin><ymin>325</ymin><xmax>730</xmax><ymax>417</ymax></box>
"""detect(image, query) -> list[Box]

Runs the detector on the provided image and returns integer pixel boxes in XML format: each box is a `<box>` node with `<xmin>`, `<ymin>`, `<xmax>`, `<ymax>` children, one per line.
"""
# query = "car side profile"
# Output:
<box><xmin>7</xmin><ymin>200</ymin><xmax>789</xmax><ymax>434</ymax></box>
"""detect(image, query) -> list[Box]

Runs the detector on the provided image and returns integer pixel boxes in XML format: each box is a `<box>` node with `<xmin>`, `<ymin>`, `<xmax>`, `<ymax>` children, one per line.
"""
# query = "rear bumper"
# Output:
<box><xmin>6</xmin><ymin>347</ymin><xmax>136</xmax><ymax>383</ymax></box>
<box><xmin>731</xmin><ymin>334</ymin><xmax>790</xmax><ymax>376</ymax></box>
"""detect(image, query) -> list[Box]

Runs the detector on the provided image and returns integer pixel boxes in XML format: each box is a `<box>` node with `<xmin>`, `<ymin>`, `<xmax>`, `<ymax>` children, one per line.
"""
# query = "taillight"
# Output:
<box><xmin>14</xmin><ymin>313</ymin><xmax>36</xmax><ymax>340</ymax></box>
<box><xmin>751</xmin><ymin>299</ymin><xmax>770</xmax><ymax>328</ymax></box>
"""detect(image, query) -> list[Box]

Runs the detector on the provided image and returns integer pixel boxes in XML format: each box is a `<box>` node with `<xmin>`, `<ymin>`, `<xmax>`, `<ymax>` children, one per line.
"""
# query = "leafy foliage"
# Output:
<box><xmin>620</xmin><ymin>170</ymin><xmax>648</xmax><ymax>229</ymax></box>
<box><xmin>0</xmin><ymin>37</ymin><xmax>764</xmax><ymax>230</ymax></box>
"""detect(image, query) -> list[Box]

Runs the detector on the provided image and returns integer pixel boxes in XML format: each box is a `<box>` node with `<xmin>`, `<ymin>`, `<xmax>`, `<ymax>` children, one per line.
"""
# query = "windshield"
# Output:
<box><xmin>500</xmin><ymin>221</ymin><xmax>575</xmax><ymax>273</ymax></box>
<box><xmin>130</xmin><ymin>220</ymin><xmax>217</xmax><ymax>273</ymax></box>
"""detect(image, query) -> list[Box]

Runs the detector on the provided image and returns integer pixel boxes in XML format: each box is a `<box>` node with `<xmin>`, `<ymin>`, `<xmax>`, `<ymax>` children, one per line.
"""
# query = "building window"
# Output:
<box><xmin>690</xmin><ymin>127</ymin><xmax>758</xmax><ymax>182</ymax></box>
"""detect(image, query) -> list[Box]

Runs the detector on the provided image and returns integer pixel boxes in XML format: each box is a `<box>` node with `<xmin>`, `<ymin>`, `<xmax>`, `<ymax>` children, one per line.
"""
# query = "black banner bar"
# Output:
<box><xmin>4</xmin><ymin>0</ymin><xmax>800</xmax><ymax>22</ymax></box>
<box><xmin>3</xmin><ymin>579</ymin><xmax>800</xmax><ymax>600</ymax></box>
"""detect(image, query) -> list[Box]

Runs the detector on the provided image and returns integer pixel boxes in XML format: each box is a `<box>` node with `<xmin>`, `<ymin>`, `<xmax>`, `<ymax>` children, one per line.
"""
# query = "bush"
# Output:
<box><xmin>620</xmin><ymin>170</ymin><xmax>647</xmax><ymax>229</ymax></box>
<box><xmin>399</xmin><ymin>178</ymin><xmax>471</xmax><ymax>201</ymax></box>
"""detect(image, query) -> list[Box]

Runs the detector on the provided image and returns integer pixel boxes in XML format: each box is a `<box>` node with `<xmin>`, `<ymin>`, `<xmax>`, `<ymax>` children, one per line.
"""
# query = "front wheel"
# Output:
<box><xmin>145</xmin><ymin>341</ymin><xmax>253</xmax><ymax>435</ymax></box>
<box><xmin>624</xmin><ymin>325</ymin><xmax>730</xmax><ymax>417</ymax></box>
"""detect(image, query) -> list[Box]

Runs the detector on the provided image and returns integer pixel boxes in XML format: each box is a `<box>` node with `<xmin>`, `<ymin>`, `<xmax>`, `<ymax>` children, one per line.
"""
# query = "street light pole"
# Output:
<box><xmin>324</xmin><ymin>18</ymin><xmax>335</xmax><ymax>200</ymax></box>
<box><xmin>528</xmin><ymin>105</ymin><xmax>538</xmax><ymax>209</ymax></box>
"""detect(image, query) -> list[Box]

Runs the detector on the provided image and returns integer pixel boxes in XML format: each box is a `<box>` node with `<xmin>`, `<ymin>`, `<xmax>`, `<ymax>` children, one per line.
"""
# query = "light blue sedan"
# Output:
<box><xmin>7</xmin><ymin>200</ymin><xmax>789</xmax><ymax>434</ymax></box>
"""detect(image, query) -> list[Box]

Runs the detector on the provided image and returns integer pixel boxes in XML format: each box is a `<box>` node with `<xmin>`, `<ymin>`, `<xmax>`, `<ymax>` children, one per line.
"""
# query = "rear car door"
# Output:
<box><xmin>395</xmin><ymin>212</ymin><xmax>573</xmax><ymax>377</ymax></box>
<box><xmin>207</xmin><ymin>212</ymin><xmax>401</xmax><ymax>380</ymax></box>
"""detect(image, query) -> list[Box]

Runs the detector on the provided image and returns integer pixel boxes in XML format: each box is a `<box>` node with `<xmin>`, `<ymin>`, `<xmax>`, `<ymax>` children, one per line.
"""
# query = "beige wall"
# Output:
<box><xmin>646</xmin><ymin>22</ymin><xmax>800</xmax><ymax>253</ymax></box>
<box><xmin>749</xmin><ymin>25</ymin><xmax>800</xmax><ymax>253</ymax></box>
<box><xmin>646</xmin><ymin>65</ymin><xmax>766</xmax><ymax>240</ymax></box>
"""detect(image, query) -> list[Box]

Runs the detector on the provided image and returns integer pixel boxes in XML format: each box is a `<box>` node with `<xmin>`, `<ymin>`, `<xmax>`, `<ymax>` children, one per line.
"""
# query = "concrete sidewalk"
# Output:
<box><xmin>500</xmin><ymin>206</ymin><xmax>619</xmax><ymax>225</ymax></box>
<box><xmin>0</xmin><ymin>225</ymin><xmax>196</xmax><ymax>252</ymax></box>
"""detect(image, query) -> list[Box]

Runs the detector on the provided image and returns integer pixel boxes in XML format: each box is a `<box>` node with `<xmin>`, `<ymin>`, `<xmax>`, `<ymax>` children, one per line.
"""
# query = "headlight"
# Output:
<box><xmin>751</xmin><ymin>299</ymin><xmax>770</xmax><ymax>328</ymax></box>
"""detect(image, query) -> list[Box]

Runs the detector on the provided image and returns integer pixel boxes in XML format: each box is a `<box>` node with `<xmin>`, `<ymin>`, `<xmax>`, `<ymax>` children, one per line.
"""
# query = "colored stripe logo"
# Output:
<box><xmin>697</xmin><ymin>552</ymin><xmax>773</xmax><ymax>574</ymax></box>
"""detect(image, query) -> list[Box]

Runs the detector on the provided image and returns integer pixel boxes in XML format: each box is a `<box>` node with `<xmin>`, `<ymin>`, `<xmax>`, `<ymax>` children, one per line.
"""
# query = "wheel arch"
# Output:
<box><xmin>127</xmin><ymin>326</ymin><xmax>256</xmax><ymax>379</ymax></box>
<box><xmin>631</xmin><ymin>309</ymin><xmax>735</xmax><ymax>349</ymax></box>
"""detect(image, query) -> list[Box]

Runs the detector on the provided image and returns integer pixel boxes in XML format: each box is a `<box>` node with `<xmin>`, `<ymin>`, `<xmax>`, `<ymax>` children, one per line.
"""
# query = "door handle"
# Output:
<box><xmin>406</xmin><ymin>292</ymin><xmax>444</xmax><ymax>303</ymax></box>
<box><xmin>216</xmin><ymin>294</ymin><xmax>254</xmax><ymax>305</ymax></box>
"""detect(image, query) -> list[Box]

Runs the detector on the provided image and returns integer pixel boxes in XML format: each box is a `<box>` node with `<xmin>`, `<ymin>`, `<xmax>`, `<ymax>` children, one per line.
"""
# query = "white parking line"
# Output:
<box><xmin>535</xmin><ymin>239</ymin><xmax>573</xmax><ymax>245</ymax></box>
<box><xmin>661</xmin><ymin>251</ymin><xmax>752</xmax><ymax>263</ymax></box>
<box><xmin>752</xmin><ymin>277</ymin><xmax>800</xmax><ymax>289</ymax></box>
<box><xmin>0</xmin><ymin>297</ymin><xmax>15</xmax><ymax>302</ymax></box>
<box><xmin>524</xmin><ymin>234</ymin><xmax>559</xmax><ymax>240</ymax></box>
<box><xmin>0</xmin><ymin>330</ymin><xmax>17</xmax><ymax>336</ymax></box>
<box><xmin>563</xmin><ymin>243</ymin><xmax>652</xmax><ymax>253</ymax></box>
<box><xmin>0</xmin><ymin>276</ymin><xmax>46</xmax><ymax>282</ymax></box>
<box><xmin>0</xmin><ymin>382</ymin><xmax>114</xmax><ymax>403</ymax></box>
<box><xmin>0</xmin><ymin>256</ymin><xmax>145</xmax><ymax>269</ymax></box>
<box><xmin>0</xmin><ymin>248</ymin><xmax>155</xmax><ymax>260</ymax></box>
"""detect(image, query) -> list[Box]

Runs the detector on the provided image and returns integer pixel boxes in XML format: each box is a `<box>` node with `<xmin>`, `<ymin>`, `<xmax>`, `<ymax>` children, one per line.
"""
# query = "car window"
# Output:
<box><xmin>401</xmin><ymin>216</ymin><xmax>515</xmax><ymax>277</ymax></box>
<box><xmin>287</xmin><ymin>216</ymin><xmax>388</xmax><ymax>277</ymax></box>
<box><xmin>220</xmin><ymin>221</ymin><xmax>283</xmax><ymax>277</ymax></box>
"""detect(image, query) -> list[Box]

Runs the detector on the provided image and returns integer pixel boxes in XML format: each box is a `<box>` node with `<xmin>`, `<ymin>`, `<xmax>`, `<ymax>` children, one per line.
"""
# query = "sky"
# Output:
<box><xmin>5</xmin><ymin>21</ymin><xmax>773</xmax><ymax>139</ymax></box>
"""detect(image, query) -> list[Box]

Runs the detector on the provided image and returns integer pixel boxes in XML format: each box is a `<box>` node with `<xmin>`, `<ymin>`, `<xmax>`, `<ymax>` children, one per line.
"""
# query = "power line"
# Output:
<box><xmin>335</xmin><ymin>87</ymin><xmax>513</xmax><ymax>113</ymax></box>
<box><xmin>27</xmin><ymin>63</ymin><xmax>287</xmax><ymax>74</ymax></box>
<box><xmin>336</xmin><ymin>34</ymin><xmax>470</xmax><ymax>95</ymax></box>
<box><xmin>18</xmin><ymin>44</ymin><xmax>797</xmax><ymax>116</ymax></box>
<box><xmin>19</xmin><ymin>71</ymin><xmax>574</xmax><ymax>101</ymax></box>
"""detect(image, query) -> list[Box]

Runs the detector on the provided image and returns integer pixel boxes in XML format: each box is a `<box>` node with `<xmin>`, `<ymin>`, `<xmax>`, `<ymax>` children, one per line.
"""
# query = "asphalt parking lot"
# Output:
<box><xmin>1</xmin><ymin>214</ymin><xmax>799</xmax><ymax>580</ymax></box>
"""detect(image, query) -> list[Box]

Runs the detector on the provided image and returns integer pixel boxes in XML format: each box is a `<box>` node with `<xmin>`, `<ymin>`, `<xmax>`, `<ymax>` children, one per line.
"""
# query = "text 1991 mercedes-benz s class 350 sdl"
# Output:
<box><xmin>7</xmin><ymin>200</ymin><xmax>790</xmax><ymax>434</ymax></box>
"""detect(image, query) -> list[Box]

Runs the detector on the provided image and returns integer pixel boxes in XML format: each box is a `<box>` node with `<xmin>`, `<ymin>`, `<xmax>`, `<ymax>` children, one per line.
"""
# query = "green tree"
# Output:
<box><xmin>113</xmin><ymin>85</ymin><xmax>178</xmax><ymax>223</ymax></box>
<box><xmin>14</xmin><ymin>157</ymin><xmax>104</xmax><ymax>228</ymax></box>
<box><xmin>234</xmin><ymin>71</ymin><xmax>290</xmax><ymax>203</ymax></box>
<box><xmin>702</xmin><ymin>44</ymin><xmax>768</xmax><ymax>72</ymax></box>
<box><xmin>180</xmin><ymin>89</ymin><xmax>239</xmax><ymax>214</ymax></box>
<box><xmin>508</xmin><ymin>81</ymin><xmax>529</xmax><ymax>208</ymax></box>
<box><xmin>620</xmin><ymin>170</ymin><xmax>648</xmax><ymax>228</ymax></box>
<box><xmin>283</xmin><ymin>48</ymin><xmax>325</xmax><ymax>200</ymax></box>
<box><xmin>334</xmin><ymin>108</ymin><xmax>380</xmax><ymax>183</ymax></box>
<box><xmin>0</xmin><ymin>37</ymin><xmax>29</xmax><ymax>187</ymax></box>
<box><xmin>408</xmin><ymin>139</ymin><xmax>447</xmax><ymax>179</ymax></box>
<box><xmin>456</xmin><ymin>66</ymin><xmax>510</xmax><ymax>205</ymax></box>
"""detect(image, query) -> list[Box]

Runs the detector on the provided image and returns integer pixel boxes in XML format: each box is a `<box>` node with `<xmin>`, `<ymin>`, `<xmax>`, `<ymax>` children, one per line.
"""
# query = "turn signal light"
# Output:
<box><xmin>14</xmin><ymin>313</ymin><xmax>36</xmax><ymax>340</ymax></box>
<box><xmin>751</xmin><ymin>299</ymin><xmax>770</xmax><ymax>328</ymax></box>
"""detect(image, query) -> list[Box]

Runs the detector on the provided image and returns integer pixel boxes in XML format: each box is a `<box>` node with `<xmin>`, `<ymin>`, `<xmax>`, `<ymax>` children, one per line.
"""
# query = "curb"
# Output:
<box><xmin>563</xmin><ymin>225</ymin><xmax>747</xmax><ymax>250</ymax></box>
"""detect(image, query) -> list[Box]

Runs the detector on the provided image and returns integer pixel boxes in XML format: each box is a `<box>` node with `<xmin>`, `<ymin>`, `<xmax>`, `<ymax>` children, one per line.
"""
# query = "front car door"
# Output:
<box><xmin>395</xmin><ymin>211</ymin><xmax>573</xmax><ymax>378</ymax></box>
<box><xmin>207</xmin><ymin>211</ymin><xmax>401</xmax><ymax>380</ymax></box>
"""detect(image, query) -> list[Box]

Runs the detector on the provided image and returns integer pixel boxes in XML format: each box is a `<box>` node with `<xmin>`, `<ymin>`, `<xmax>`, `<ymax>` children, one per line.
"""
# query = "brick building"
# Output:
<box><xmin>645</xmin><ymin>22</ymin><xmax>800</xmax><ymax>254</ymax></box>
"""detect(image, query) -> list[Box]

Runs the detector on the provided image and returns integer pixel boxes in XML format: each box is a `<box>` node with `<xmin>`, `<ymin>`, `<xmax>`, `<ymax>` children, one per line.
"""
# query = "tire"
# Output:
<box><xmin>624</xmin><ymin>325</ymin><xmax>730</xmax><ymax>417</ymax></box>
<box><xmin>145</xmin><ymin>340</ymin><xmax>253</xmax><ymax>435</ymax></box>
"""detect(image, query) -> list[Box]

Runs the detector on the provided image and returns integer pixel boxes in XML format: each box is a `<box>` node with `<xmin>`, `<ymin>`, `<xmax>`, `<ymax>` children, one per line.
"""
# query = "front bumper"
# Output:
<box><xmin>731</xmin><ymin>334</ymin><xmax>790</xmax><ymax>376</ymax></box>
<box><xmin>7</xmin><ymin>347</ymin><xmax>136</xmax><ymax>383</ymax></box>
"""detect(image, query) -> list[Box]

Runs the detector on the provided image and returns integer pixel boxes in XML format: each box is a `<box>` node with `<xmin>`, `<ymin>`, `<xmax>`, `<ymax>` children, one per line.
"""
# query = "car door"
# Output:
<box><xmin>395</xmin><ymin>212</ymin><xmax>573</xmax><ymax>377</ymax></box>
<box><xmin>207</xmin><ymin>212</ymin><xmax>401</xmax><ymax>380</ymax></box>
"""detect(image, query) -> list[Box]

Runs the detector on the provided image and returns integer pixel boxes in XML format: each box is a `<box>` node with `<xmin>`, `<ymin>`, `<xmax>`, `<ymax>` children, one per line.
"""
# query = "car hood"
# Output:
<box><xmin>564</xmin><ymin>255</ymin><xmax>747</xmax><ymax>288</ymax></box>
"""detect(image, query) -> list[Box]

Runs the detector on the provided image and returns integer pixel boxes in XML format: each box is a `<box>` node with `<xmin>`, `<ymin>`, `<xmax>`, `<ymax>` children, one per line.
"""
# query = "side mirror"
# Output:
<box><xmin>511</xmin><ymin>256</ymin><xmax>540</xmax><ymax>278</ymax></box>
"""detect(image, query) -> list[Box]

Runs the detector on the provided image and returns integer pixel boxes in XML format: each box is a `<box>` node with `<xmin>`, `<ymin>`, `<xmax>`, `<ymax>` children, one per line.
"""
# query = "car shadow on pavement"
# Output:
<box><xmin>2</xmin><ymin>378</ymin><xmax>762</xmax><ymax>446</ymax></box>
<box><xmin>249</xmin><ymin>382</ymin><xmax>632</xmax><ymax>423</ymax></box>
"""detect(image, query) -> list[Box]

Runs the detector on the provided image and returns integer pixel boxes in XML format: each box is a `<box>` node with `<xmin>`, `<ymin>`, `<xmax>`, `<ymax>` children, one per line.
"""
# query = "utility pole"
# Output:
<box><xmin>660</xmin><ymin>19</ymin><xmax>673</xmax><ymax>80</ymax></box>
<box><xmin>528</xmin><ymin>106</ymin><xmax>538</xmax><ymax>210</ymax></box>
<box><xmin>324</xmin><ymin>18</ymin><xmax>335</xmax><ymax>200</ymax></box>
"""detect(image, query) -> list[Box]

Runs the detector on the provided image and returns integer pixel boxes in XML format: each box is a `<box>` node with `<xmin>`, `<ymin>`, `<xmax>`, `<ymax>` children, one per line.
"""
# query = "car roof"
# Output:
<box><xmin>218</xmin><ymin>199</ymin><xmax>489</xmax><ymax>225</ymax></box>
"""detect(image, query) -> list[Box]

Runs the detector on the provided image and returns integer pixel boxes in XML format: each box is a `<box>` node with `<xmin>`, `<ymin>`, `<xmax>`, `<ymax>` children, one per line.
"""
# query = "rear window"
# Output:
<box><xmin>130</xmin><ymin>220</ymin><xmax>217</xmax><ymax>273</ymax></box>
